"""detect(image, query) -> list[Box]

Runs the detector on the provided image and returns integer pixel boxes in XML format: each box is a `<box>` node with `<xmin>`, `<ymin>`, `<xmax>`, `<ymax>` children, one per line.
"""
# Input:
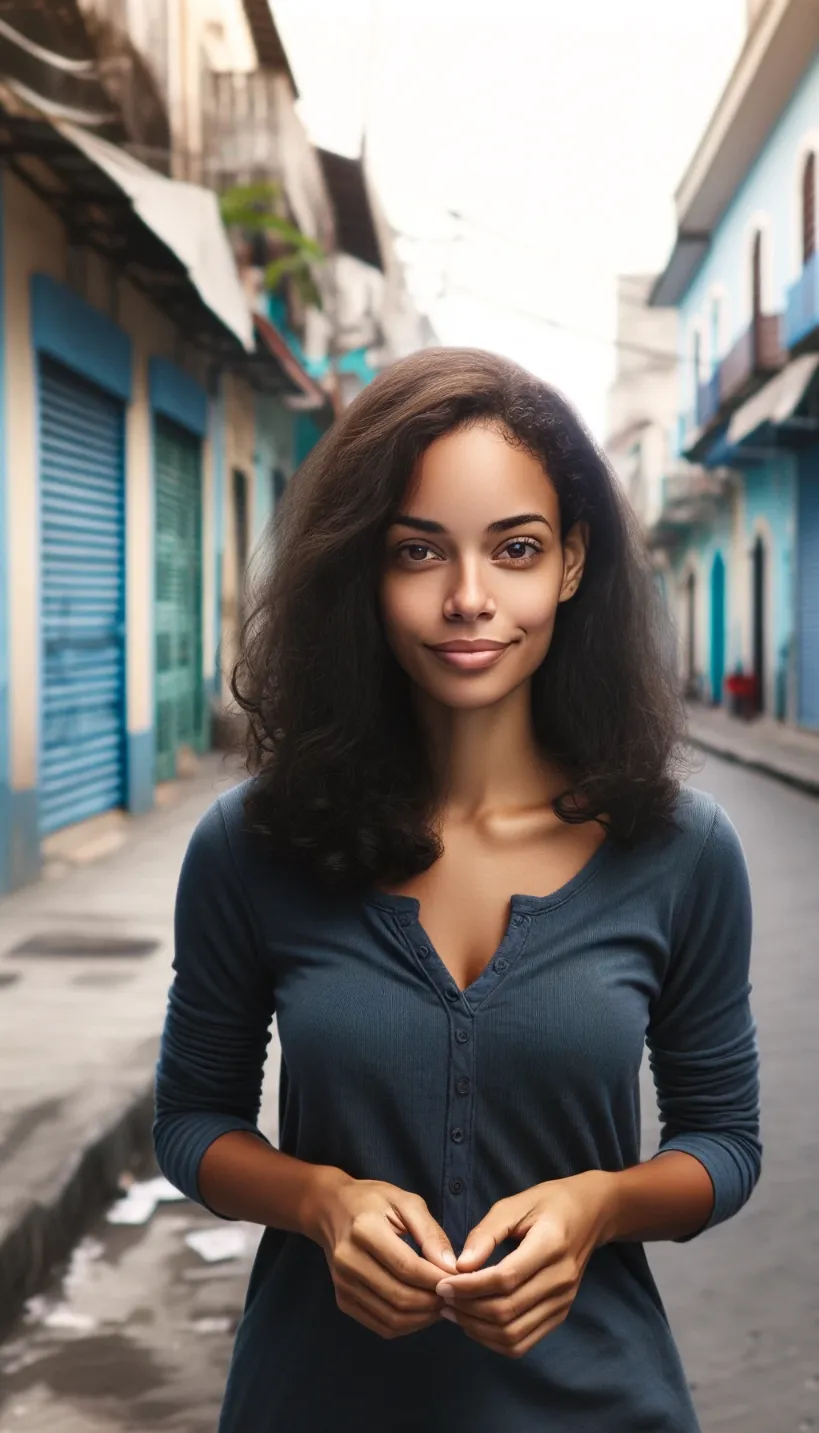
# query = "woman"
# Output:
<box><xmin>154</xmin><ymin>348</ymin><xmax>761</xmax><ymax>1432</ymax></box>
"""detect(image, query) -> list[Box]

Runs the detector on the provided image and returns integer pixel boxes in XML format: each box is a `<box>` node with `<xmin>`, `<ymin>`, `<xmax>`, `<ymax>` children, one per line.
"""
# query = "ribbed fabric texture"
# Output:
<box><xmin>154</xmin><ymin>783</ymin><xmax>760</xmax><ymax>1433</ymax></box>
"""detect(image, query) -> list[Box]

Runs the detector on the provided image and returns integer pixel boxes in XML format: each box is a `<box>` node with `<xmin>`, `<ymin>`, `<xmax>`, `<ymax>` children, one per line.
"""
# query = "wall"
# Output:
<box><xmin>740</xmin><ymin>455</ymin><xmax>796</xmax><ymax>716</ymax></box>
<box><xmin>3</xmin><ymin>172</ymin><xmax>66</xmax><ymax>879</ymax></box>
<box><xmin>1</xmin><ymin>167</ymin><xmax>219</xmax><ymax>885</ymax></box>
<box><xmin>219</xmin><ymin>370</ymin><xmax>256</xmax><ymax>698</ymax></box>
<box><xmin>669</xmin><ymin>494</ymin><xmax>736</xmax><ymax>698</ymax></box>
<box><xmin>679</xmin><ymin>51</ymin><xmax>819</xmax><ymax>418</ymax></box>
<box><xmin>605</xmin><ymin>276</ymin><xmax>679</xmax><ymax>529</ymax></box>
<box><xmin>252</xmin><ymin>391</ymin><xmax>293</xmax><ymax>549</ymax></box>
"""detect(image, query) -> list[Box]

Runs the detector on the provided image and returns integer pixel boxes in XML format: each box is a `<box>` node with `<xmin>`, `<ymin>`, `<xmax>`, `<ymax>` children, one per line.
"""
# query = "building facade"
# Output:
<box><xmin>0</xmin><ymin>0</ymin><xmax>434</xmax><ymax>895</ymax></box>
<box><xmin>650</xmin><ymin>0</ymin><xmax>819</xmax><ymax>728</ymax></box>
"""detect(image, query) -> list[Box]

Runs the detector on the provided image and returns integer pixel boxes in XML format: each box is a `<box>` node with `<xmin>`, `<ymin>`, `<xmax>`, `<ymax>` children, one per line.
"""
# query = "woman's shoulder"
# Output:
<box><xmin>185</xmin><ymin>779</ymin><xmax>325</xmax><ymax>907</ymax></box>
<box><xmin>655</xmin><ymin>784</ymin><xmax>747</xmax><ymax>890</ymax></box>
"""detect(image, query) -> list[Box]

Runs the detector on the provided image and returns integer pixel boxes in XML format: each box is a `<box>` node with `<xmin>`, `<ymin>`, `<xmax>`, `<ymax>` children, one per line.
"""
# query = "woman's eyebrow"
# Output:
<box><xmin>391</xmin><ymin>512</ymin><xmax>553</xmax><ymax>534</ymax></box>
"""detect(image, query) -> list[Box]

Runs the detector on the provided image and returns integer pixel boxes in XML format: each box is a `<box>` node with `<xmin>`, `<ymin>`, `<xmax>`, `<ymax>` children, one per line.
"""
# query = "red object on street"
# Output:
<box><xmin>725</xmin><ymin>673</ymin><xmax>758</xmax><ymax>702</ymax></box>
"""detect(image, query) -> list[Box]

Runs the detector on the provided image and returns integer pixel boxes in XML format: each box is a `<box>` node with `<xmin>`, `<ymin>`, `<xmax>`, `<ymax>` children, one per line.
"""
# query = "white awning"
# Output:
<box><xmin>55</xmin><ymin>120</ymin><xmax>254</xmax><ymax>351</ymax></box>
<box><xmin>728</xmin><ymin>352</ymin><xmax>819</xmax><ymax>446</ymax></box>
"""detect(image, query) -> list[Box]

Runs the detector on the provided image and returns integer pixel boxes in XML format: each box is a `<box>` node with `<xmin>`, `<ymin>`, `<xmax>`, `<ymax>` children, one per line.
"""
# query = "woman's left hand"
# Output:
<box><xmin>435</xmin><ymin>1171</ymin><xmax>614</xmax><ymax>1359</ymax></box>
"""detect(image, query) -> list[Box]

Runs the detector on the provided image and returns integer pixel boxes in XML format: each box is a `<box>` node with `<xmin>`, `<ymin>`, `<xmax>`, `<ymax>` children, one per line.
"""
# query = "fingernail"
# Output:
<box><xmin>441</xmin><ymin>1250</ymin><xmax>457</xmax><ymax>1270</ymax></box>
<box><xmin>440</xmin><ymin>1308</ymin><xmax>457</xmax><ymax>1323</ymax></box>
<box><xmin>437</xmin><ymin>1282</ymin><xmax>455</xmax><ymax>1304</ymax></box>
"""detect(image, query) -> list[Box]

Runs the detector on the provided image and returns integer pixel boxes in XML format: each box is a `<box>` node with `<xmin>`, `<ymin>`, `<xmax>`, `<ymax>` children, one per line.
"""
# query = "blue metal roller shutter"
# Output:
<box><xmin>39</xmin><ymin>358</ymin><xmax>127</xmax><ymax>833</ymax></box>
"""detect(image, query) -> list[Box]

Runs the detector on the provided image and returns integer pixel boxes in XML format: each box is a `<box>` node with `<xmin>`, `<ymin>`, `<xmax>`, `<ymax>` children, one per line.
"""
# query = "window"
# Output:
<box><xmin>751</xmin><ymin>230</ymin><xmax>763</xmax><ymax>322</ymax></box>
<box><xmin>710</xmin><ymin>294</ymin><xmax>722</xmax><ymax>367</ymax></box>
<box><xmin>803</xmin><ymin>151</ymin><xmax>816</xmax><ymax>266</ymax></box>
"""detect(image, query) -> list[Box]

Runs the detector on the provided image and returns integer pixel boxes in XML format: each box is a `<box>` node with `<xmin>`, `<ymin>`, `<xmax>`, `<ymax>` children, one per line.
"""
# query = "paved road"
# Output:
<box><xmin>0</xmin><ymin>752</ymin><xmax>816</xmax><ymax>1433</ymax></box>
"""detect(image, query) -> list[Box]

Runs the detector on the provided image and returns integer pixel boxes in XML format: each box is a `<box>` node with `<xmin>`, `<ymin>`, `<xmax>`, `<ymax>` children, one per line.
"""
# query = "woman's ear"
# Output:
<box><xmin>558</xmin><ymin>521</ymin><xmax>589</xmax><ymax>602</ymax></box>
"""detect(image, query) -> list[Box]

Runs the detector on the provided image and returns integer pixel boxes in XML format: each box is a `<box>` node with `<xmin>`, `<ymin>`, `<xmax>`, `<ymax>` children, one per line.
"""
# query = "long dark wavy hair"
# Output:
<box><xmin>232</xmin><ymin>347</ymin><xmax>686</xmax><ymax>892</ymax></box>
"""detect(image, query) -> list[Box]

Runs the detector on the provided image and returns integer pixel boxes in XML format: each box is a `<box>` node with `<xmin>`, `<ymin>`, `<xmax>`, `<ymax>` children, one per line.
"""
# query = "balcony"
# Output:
<box><xmin>202</xmin><ymin>69</ymin><xmax>283</xmax><ymax>192</ymax></box>
<box><xmin>785</xmin><ymin>251</ymin><xmax>819</xmax><ymax>350</ymax></box>
<box><xmin>657</xmin><ymin>463</ymin><xmax>733</xmax><ymax>532</ymax></box>
<box><xmin>719</xmin><ymin>314</ymin><xmax>785</xmax><ymax>407</ymax></box>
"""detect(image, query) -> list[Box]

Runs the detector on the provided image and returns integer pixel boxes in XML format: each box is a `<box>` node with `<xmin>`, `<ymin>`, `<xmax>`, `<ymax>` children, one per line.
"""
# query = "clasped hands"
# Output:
<box><xmin>311</xmin><ymin>1169</ymin><xmax>614</xmax><ymax>1360</ymax></box>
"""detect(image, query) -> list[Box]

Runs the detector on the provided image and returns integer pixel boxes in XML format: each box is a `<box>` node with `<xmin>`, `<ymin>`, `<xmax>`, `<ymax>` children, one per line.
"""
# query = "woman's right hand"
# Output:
<box><xmin>303</xmin><ymin>1170</ymin><xmax>458</xmax><ymax>1340</ymax></box>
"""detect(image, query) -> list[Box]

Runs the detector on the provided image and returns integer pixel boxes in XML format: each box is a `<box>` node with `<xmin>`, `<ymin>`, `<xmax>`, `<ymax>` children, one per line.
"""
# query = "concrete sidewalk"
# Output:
<box><xmin>0</xmin><ymin>755</ymin><xmax>244</xmax><ymax>1335</ymax></box>
<box><xmin>686</xmin><ymin>703</ymin><xmax>819</xmax><ymax>796</ymax></box>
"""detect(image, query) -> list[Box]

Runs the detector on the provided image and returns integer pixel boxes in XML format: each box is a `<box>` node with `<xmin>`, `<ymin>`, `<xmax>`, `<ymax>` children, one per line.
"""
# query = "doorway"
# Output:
<box><xmin>751</xmin><ymin>533</ymin><xmax>766</xmax><ymax>714</ymax></box>
<box><xmin>710</xmin><ymin>553</ymin><xmax>726</xmax><ymax>704</ymax></box>
<box><xmin>233</xmin><ymin>468</ymin><xmax>249</xmax><ymax>627</ymax></box>
<box><xmin>685</xmin><ymin>570</ymin><xmax>697</xmax><ymax>694</ymax></box>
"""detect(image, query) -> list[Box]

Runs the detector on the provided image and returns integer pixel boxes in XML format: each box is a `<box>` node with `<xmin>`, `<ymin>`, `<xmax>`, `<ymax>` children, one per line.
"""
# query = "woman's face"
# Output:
<box><xmin>380</xmin><ymin>423</ymin><xmax>587</xmax><ymax>711</ymax></box>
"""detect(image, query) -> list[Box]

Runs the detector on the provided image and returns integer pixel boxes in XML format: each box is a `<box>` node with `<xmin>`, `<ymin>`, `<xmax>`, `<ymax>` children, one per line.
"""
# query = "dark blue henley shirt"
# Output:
<box><xmin>154</xmin><ymin>781</ymin><xmax>760</xmax><ymax>1432</ymax></box>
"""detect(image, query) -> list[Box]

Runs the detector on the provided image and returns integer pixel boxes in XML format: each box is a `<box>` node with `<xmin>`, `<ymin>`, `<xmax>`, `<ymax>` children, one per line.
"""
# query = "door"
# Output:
<box><xmin>685</xmin><ymin>570</ymin><xmax>697</xmax><ymax>689</ymax></box>
<box><xmin>39</xmin><ymin>359</ymin><xmax>126</xmax><ymax>834</ymax></box>
<box><xmin>710</xmin><ymin>553</ymin><xmax>726</xmax><ymax>704</ymax></box>
<box><xmin>797</xmin><ymin>446</ymin><xmax>819</xmax><ymax>727</ymax></box>
<box><xmin>752</xmin><ymin>534</ymin><xmax>766</xmax><ymax>714</ymax></box>
<box><xmin>233</xmin><ymin>468</ymin><xmax>249</xmax><ymax>628</ymax></box>
<box><xmin>154</xmin><ymin>417</ymin><xmax>204</xmax><ymax>783</ymax></box>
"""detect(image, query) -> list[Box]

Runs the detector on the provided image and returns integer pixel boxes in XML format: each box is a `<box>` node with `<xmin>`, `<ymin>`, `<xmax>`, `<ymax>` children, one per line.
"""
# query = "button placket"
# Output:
<box><xmin>443</xmin><ymin>1014</ymin><xmax>475</xmax><ymax>1248</ymax></box>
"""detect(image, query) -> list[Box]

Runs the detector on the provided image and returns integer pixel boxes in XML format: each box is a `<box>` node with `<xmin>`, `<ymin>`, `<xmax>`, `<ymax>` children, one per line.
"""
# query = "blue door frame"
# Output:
<box><xmin>710</xmin><ymin>552</ymin><xmax>726</xmax><ymax>704</ymax></box>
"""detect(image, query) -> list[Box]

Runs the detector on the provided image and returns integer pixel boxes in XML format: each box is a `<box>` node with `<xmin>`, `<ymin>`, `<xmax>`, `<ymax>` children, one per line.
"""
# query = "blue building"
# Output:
<box><xmin>652</xmin><ymin>0</ymin><xmax>819</xmax><ymax>729</ymax></box>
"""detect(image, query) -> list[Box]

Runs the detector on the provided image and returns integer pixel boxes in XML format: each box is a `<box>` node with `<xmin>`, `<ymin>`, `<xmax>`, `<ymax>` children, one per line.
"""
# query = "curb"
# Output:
<box><xmin>0</xmin><ymin>1078</ymin><xmax>156</xmax><ymax>1341</ymax></box>
<box><xmin>687</xmin><ymin>733</ymin><xmax>819</xmax><ymax>799</ymax></box>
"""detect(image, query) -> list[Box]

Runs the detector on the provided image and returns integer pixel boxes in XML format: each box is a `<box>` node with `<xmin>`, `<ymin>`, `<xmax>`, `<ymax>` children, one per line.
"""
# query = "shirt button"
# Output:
<box><xmin>493</xmin><ymin>957</ymin><xmax>509</xmax><ymax>972</ymax></box>
<box><xmin>455</xmin><ymin>1030</ymin><xmax>469</xmax><ymax>1045</ymax></box>
<box><xmin>512</xmin><ymin>914</ymin><xmax>524</xmax><ymax>926</ymax></box>
<box><xmin>451</xmin><ymin>1127</ymin><xmax>464</xmax><ymax>1143</ymax></box>
<box><xmin>445</xmin><ymin>986</ymin><xmax>459</xmax><ymax>1002</ymax></box>
<box><xmin>417</xmin><ymin>945</ymin><xmax>430</xmax><ymax>959</ymax></box>
<box><xmin>449</xmin><ymin>1178</ymin><xmax>464</xmax><ymax>1195</ymax></box>
<box><xmin>456</xmin><ymin>1077</ymin><xmax>470</xmax><ymax>1095</ymax></box>
<box><xmin>399</xmin><ymin>914</ymin><xmax>413</xmax><ymax>928</ymax></box>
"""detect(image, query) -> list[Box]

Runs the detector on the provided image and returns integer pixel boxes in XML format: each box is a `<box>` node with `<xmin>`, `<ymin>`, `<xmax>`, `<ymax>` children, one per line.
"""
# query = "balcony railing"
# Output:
<box><xmin>719</xmin><ymin>314</ymin><xmax>785</xmax><ymax>407</ymax></box>
<box><xmin>202</xmin><ymin>69</ymin><xmax>283</xmax><ymax>191</ymax></box>
<box><xmin>657</xmin><ymin>463</ymin><xmax>733</xmax><ymax>531</ymax></box>
<box><xmin>785</xmin><ymin>251</ymin><xmax>819</xmax><ymax>350</ymax></box>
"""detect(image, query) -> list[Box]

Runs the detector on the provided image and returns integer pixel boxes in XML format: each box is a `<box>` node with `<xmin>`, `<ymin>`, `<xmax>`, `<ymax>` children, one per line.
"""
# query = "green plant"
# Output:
<box><xmin>219</xmin><ymin>181</ymin><xmax>324</xmax><ymax>311</ymax></box>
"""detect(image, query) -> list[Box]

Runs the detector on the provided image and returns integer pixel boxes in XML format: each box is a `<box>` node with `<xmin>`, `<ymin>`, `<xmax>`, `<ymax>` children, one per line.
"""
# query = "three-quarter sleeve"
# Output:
<box><xmin>153</xmin><ymin>797</ymin><xmax>275</xmax><ymax>1211</ymax></box>
<box><xmin>646</xmin><ymin>804</ymin><xmax>761</xmax><ymax>1237</ymax></box>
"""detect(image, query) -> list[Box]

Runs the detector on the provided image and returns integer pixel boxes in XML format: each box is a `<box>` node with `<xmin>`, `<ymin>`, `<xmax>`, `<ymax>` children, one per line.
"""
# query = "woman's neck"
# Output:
<box><xmin>415</xmin><ymin>682</ymin><xmax>564</xmax><ymax>822</ymax></box>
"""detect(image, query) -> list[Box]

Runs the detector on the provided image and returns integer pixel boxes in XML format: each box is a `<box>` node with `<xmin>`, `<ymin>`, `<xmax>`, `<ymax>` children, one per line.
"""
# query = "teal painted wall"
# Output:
<box><xmin>741</xmin><ymin>457</ymin><xmax>796</xmax><ymax>719</ymax></box>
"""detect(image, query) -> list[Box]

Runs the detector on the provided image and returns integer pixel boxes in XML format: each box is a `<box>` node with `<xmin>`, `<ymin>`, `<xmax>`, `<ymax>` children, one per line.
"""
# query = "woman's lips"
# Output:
<box><xmin>428</xmin><ymin>642</ymin><xmax>511</xmax><ymax>671</ymax></box>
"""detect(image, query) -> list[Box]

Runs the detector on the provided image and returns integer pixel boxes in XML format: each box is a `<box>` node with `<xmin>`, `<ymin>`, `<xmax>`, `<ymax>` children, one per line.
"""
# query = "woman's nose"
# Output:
<box><xmin>443</xmin><ymin>559</ymin><xmax>495</xmax><ymax>622</ymax></box>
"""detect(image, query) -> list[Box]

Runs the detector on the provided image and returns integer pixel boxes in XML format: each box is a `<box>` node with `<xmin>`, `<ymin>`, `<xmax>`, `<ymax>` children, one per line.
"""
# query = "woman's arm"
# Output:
<box><xmin>635</xmin><ymin>802</ymin><xmax>761</xmax><ymax>1241</ymax></box>
<box><xmin>153</xmin><ymin>797</ymin><xmax>279</xmax><ymax>1209</ymax></box>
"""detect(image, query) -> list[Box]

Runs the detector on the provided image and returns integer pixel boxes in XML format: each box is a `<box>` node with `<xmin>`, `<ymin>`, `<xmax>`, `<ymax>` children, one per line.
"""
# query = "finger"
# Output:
<box><xmin>357</xmin><ymin>1214</ymin><xmax>451</xmax><ymax>1292</ymax></box>
<box><xmin>447</xmin><ymin>1258</ymin><xmax>577</xmax><ymax>1324</ymax></box>
<box><xmin>452</xmin><ymin>1295</ymin><xmax>570</xmax><ymax>1357</ymax></box>
<box><xmin>439</xmin><ymin>1224</ymin><xmax>565</xmax><ymax>1302</ymax></box>
<box><xmin>392</xmin><ymin>1195</ymin><xmax>457</xmax><ymax>1273</ymax></box>
<box><xmin>454</xmin><ymin>1201</ymin><xmax>516</xmax><ymax>1272</ymax></box>
<box><xmin>340</xmin><ymin>1245</ymin><xmax>444</xmax><ymax>1313</ymax></box>
<box><xmin>337</xmin><ymin>1281</ymin><xmax>441</xmax><ymax>1340</ymax></box>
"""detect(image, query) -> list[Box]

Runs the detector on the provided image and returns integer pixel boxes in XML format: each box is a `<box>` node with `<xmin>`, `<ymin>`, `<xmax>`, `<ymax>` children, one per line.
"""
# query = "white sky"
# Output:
<box><xmin>272</xmin><ymin>0</ymin><xmax>747</xmax><ymax>438</ymax></box>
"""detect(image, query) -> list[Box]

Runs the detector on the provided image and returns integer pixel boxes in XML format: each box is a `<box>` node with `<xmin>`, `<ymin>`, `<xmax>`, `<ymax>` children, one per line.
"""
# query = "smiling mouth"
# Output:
<box><xmin>427</xmin><ymin>640</ymin><xmax>512</xmax><ymax>671</ymax></box>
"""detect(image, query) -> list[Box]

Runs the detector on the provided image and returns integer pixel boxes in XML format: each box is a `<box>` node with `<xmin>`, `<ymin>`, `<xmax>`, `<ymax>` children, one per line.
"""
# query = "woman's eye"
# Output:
<box><xmin>501</xmin><ymin>538</ymin><xmax>541</xmax><ymax>563</ymax></box>
<box><xmin>399</xmin><ymin>543</ymin><xmax>437</xmax><ymax>563</ymax></box>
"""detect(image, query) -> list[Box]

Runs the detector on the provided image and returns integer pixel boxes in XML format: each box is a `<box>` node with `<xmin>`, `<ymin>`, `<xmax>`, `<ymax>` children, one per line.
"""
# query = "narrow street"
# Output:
<box><xmin>0</xmin><ymin>751</ymin><xmax>816</xmax><ymax>1433</ymax></box>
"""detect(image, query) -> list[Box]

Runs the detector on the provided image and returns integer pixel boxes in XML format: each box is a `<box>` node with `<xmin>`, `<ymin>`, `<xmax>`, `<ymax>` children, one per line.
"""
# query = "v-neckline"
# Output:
<box><xmin>364</xmin><ymin>834</ymin><xmax>612</xmax><ymax>1003</ymax></box>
